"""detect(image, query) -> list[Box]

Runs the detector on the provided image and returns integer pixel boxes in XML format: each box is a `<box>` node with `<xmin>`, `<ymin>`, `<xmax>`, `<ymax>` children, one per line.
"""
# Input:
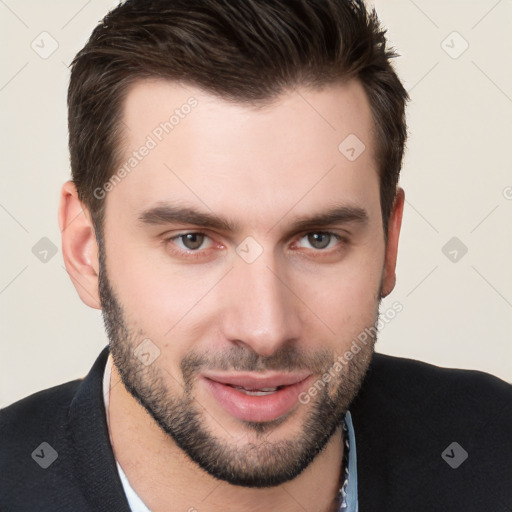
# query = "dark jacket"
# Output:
<box><xmin>1</xmin><ymin>347</ymin><xmax>511</xmax><ymax>511</ymax></box>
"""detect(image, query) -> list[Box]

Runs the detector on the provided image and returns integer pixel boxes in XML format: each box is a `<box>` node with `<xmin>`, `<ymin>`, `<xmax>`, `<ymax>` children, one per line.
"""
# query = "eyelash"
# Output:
<box><xmin>163</xmin><ymin>231</ymin><xmax>348</xmax><ymax>260</ymax></box>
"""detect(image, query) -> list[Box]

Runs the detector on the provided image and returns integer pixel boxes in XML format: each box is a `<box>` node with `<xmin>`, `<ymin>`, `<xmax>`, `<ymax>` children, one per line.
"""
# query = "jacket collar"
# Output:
<box><xmin>66</xmin><ymin>346</ymin><xmax>131</xmax><ymax>512</ymax></box>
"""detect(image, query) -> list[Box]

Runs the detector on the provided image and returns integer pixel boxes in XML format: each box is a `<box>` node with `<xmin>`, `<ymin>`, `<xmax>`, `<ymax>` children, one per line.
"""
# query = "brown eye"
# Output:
<box><xmin>306</xmin><ymin>232</ymin><xmax>333</xmax><ymax>249</ymax></box>
<box><xmin>180</xmin><ymin>233</ymin><xmax>205</xmax><ymax>250</ymax></box>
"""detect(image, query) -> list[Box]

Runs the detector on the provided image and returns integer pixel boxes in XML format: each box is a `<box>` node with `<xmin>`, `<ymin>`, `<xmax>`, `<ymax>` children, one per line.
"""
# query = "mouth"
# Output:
<box><xmin>222</xmin><ymin>384</ymin><xmax>286</xmax><ymax>396</ymax></box>
<box><xmin>201</xmin><ymin>372</ymin><xmax>313</xmax><ymax>423</ymax></box>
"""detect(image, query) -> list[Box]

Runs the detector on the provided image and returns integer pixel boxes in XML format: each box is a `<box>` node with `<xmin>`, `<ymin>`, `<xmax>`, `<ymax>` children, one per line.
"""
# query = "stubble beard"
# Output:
<box><xmin>98</xmin><ymin>243</ymin><xmax>378</xmax><ymax>488</ymax></box>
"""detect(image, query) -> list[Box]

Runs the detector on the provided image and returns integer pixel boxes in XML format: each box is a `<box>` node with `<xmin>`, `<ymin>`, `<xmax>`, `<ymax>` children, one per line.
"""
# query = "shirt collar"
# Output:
<box><xmin>339</xmin><ymin>410</ymin><xmax>359</xmax><ymax>512</ymax></box>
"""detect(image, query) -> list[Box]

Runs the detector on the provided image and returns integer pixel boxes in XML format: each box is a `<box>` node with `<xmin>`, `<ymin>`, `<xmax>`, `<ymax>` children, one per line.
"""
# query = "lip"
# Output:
<box><xmin>201</xmin><ymin>373</ymin><xmax>313</xmax><ymax>423</ymax></box>
<box><xmin>202</xmin><ymin>371</ymin><xmax>312</xmax><ymax>389</ymax></box>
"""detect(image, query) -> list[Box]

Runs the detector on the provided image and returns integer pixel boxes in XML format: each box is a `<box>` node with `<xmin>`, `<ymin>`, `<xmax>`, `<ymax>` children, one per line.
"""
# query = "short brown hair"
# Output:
<box><xmin>68</xmin><ymin>0</ymin><xmax>408</xmax><ymax>241</ymax></box>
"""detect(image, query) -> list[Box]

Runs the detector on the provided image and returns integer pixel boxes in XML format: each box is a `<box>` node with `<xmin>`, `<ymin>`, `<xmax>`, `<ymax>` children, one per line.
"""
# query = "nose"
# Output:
<box><xmin>220</xmin><ymin>252</ymin><xmax>302</xmax><ymax>358</ymax></box>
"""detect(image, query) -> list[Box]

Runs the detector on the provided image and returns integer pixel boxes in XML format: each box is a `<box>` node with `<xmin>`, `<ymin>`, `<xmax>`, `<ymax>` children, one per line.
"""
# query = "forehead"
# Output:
<box><xmin>107</xmin><ymin>79</ymin><xmax>380</xmax><ymax>231</ymax></box>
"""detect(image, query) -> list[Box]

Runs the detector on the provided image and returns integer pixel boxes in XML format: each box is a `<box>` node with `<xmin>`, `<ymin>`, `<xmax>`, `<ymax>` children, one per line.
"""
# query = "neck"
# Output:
<box><xmin>108</xmin><ymin>362</ymin><xmax>344</xmax><ymax>512</ymax></box>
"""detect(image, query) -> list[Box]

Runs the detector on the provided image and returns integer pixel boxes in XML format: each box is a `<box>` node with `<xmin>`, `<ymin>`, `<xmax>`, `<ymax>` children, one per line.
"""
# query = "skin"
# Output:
<box><xmin>59</xmin><ymin>79</ymin><xmax>404</xmax><ymax>512</ymax></box>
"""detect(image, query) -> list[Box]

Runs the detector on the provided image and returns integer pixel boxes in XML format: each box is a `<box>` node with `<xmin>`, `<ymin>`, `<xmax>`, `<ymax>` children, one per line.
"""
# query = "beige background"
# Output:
<box><xmin>1</xmin><ymin>0</ymin><xmax>511</xmax><ymax>408</ymax></box>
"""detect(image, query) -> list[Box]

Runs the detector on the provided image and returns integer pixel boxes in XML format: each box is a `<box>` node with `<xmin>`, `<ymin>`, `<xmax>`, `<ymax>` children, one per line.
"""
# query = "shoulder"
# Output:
<box><xmin>0</xmin><ymin>380</ymin><xmax>83</xmax><ymax>497</ymax></box>
<box><xmin>365</xmin><ymin>352</ymin><xmax>512</xmax><ymax>409</ymax></box>
<box><xmin>369</xmin><ymin>351</ymin><xmax>511</xmax><ymax>398</ymax></box>
<box><xmin>353</xmin><ymin>352</ymin><xmax>512</xmax><ymax>430</ymax></box>
<box><xmin>351</xmin><ymin>352</ymin><xmax>512</xmax><ymax>510</ymax></box>
<box><xmin>0</xmin><ymin>348</ymin><xmax>121</xmax><ymax>511</ymax></box>
<box><xmin>0</xmin><ymin>378</ymin><xmax>82</xmax><ymax>441</ymax></box>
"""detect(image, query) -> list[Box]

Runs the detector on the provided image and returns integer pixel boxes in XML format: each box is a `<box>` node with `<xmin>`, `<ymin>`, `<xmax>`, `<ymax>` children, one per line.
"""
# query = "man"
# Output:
<box><xmin>1</xmin><ymin>1</ymin><xmax>510</xmax><ymax>511</ymax></box>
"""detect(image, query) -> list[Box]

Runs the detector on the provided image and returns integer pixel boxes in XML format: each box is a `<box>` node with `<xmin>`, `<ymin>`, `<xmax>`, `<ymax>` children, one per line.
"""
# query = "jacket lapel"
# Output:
<box><xmin>66</xmin><ymin>346</ymin><xmax>132</xmax><ymax>512</ymax></box>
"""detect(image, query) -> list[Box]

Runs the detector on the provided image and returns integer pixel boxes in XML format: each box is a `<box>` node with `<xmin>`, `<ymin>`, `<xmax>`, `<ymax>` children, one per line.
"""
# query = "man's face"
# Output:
<box><xmin>99</xmin><ymin>79</ymin><xmax>388</xmax><ymax>487</ymax></box>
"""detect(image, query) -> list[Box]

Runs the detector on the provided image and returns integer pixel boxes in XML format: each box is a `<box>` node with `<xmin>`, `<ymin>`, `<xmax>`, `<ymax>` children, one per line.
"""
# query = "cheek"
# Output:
<box><xmin>106</xmin><ymin>240</ymin><xmax>224</xmax><ymax>344</ymax></box>
<box><xmin>293</xmin><ymin>245</ymin><xmax>384</xmax><ymax>341</ymax></box>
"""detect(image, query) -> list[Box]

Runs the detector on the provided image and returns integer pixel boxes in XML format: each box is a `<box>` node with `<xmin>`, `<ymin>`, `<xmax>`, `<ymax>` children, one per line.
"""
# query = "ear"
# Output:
<box><xmin>58</xmin><ymin>181</ymin><xmax>101</xmax><ymax>309</ymax></box>
<box><xmin>380</xmin><ymin>187</ymin><xmax>405</xmax><ymax>298</ymax></box>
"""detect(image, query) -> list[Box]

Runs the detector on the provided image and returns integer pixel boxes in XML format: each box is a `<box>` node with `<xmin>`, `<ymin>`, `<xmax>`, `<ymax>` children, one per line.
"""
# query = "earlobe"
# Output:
<box><xmin>58</xmin><ymin>181</ymin><xmax>101</xmax><ymax>309</ymax></box>
<box><xmin>380</xmin><ymin>187</ymin><xmax>405</xmax><ymax>298</ymax></box>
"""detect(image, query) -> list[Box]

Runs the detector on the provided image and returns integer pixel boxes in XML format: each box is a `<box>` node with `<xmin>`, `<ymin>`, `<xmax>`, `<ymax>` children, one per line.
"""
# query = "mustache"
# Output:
<box><xmin>180</xmin><ymin>344</ymin><xmax>335</xmax><ymax>380</ymax></box>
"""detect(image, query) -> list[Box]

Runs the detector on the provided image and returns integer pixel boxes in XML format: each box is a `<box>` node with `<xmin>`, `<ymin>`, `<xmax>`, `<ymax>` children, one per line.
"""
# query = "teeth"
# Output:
<box><xmin>237</xmin><ymin>388</ymin><xmax>278</xmax><ymax>396</ymax></box>
<box><xmin>232</xmin><ymin>385</ymin><xmax>279</xmax><ymax>395</ymax></box>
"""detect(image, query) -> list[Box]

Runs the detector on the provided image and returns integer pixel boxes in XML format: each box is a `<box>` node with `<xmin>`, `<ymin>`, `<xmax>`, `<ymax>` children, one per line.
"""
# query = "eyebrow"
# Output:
<box><xmin>138</xmin><ymin>204</ymin><xmax>237</xmax><ymax>231</ymax></box>
<box><xmin>137</xmin><ymin>203</ymin><xmax>369</xmax><ymax>233</ymax></box>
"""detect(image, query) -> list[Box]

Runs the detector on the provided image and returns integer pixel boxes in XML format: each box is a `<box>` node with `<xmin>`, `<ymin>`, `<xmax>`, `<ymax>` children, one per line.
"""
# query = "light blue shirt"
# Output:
<box><xmin>341</xmin><ymin>410</ymin><xmax>359</xmax><ymax>512</ymax></box>
<box><xmin>103</xmin><ymin>356</ymin><xmax>358</xmax><ymax>511</ymax></box>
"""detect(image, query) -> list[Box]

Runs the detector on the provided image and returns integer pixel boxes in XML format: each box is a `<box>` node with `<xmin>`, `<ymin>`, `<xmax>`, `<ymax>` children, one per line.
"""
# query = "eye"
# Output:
<box><xmin>170</xmin><ymin>232</ymin><xmax>211</xmax><ymax>251</ymax></box>
<box><xmin>297</xmin><ymin>232</ymin><xmax>341</xmax><ymax>250</ymax></box>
